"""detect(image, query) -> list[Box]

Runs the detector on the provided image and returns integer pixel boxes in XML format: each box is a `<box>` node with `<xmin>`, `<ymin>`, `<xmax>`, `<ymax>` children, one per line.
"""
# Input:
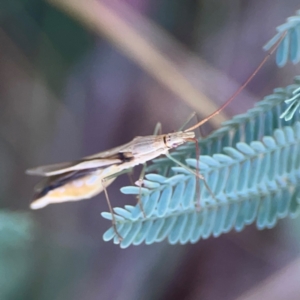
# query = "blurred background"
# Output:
<box><xmin>1</xmin><ymin>0</ymin><xmax>300</xmax><ymax>299</ymax></box>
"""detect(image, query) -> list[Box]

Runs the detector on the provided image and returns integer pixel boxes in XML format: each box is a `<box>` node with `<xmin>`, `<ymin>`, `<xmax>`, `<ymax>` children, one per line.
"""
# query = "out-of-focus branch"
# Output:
<box><xmin>236</xmin><ymin>257</ymin><xmax>300</xmax><ymax>300</ymax></box>
<box><xmin>47</xmin><ymin>0</ymin><xmax>229</xmax><ymax>127</ymax></box>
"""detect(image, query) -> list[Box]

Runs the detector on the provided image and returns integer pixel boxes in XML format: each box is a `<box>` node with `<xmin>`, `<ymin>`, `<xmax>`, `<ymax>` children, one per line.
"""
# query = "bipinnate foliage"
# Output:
<box><xmin>101</xmin><ymin>10</ymin><xmax>300</xmax><ymax>248</ymax></box>
<box><xmin>280</xmin><ymin>87</ymin><xmax>300</xmax><ymax>121</ymax></box>
<box><xmin>263</xmin><ymin>9</ymin><xmax>300</xmax><ymax>67</ymax></box>
<box><xmin>102</xmin><ymin>78</ymin><xmax>300</xmax><ymax>247</ymax></box>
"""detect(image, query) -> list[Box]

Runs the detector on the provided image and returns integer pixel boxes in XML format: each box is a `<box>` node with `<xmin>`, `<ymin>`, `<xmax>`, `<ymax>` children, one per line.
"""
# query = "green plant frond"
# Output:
<box><xmin>263</xmin><ymin>10</ymin><xmax>300</xmax><ymax>67</ymax></box>
<box><xmin>146</xmin><ymin>78</ymin><xmax>300</xmax><ymax>177</ymax></box>
<box><xmin>102</xmin><ymin>122</ymin><xmax>300</xmax><ymax>247</ymax></box>
<box><xmin>280</xmin><ymin>86</ymin><xmax>300</xmax><ymax>121</ymax></box>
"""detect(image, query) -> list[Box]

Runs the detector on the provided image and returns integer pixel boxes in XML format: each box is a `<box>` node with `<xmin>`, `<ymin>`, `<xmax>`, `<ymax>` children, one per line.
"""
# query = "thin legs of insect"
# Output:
<box><xmin>165</xmin><ymin>152</ymin><xmax>216</xmax><ymax>210</ymax></box>
<box><xmin>135</xmin><ymin>163</ymin><xmax>147</xmax><ymax>218</ymax></box>
<box><xmin>181</xmin><ymin>112</ymin><xmax>205</xmax><ymax>138</ymax></box>
<box><xmin>135</xmin><ymin>122</ymin><xmax>162</xmax><ymax>217</ymax></box>
<box><xmin>101</xmin><ymin>178</ymin><xmax>123</xmax><ymax>242</ymax></box>
<box><xmin>179</xmin><ymin>113</ymin><xmax>204</xmax><ymax>207</ymax></box>
<box><xmin>153</xmin><ymin>122</ymin><xmax>162</xmax><ymax>135</ymax></box>
<box><xmin>127</xmin><ymin>169</ymin><xmax>135</xmax><ymax>186</ymax></box>
<box><xmin>192</xmin><ymin>137</ymin><xmax>201</xmax><ymax>210</ymax></box>
<box><xmin>127</xmin><ymin>168</ymin><xmax>147</xmax><ymax>216</ymax></box>
<box><xmin>178</xmin><ymin>112</ymin><xmax>197</xmax><ymax>131</ymax></box>
<box><xmin>189</xmin><ymin>118</ymin><xmax>204</xmax><ymax>208</ymax></box>
<box><xmin>194</xmin><ymin>113</ymin><xmax>205</xmax><ymax>139</ymax></box>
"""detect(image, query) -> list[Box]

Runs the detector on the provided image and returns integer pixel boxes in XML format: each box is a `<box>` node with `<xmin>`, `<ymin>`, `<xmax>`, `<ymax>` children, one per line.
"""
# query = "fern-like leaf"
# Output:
<box><xmin>101</xmin><ymin>79</ymin><xmax>300</xmax><ymax>247</ymax></box>
<box><xmin>102</xmin><ymin>122</ymin><xmax>300</xmax><ymax>247</ymax></box>
<box><xmin>263</xmin><ymin>9</ymin><xmax>300</xmax><ymax>67</ymax></box>
<box><xmin>147</xmin><ymin>77</ymin><xmax>300</xmax><ymax>176</ymax></box>
<box><xmin>280</xmin><ymin>86</ymin><xmax>300</xmax><ymax>121</ymax></box>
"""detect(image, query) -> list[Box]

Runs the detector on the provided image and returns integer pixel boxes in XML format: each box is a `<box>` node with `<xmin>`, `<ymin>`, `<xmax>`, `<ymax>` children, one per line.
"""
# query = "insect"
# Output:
<box><xmin>27</xmin><ymin>130</ymin><xmax>199</xmax><ymax>240</ymax></box>
<box><xmin>26</xmin><ymin>32</ymin><xmax>284</xmax><ymax>240</ymax></box>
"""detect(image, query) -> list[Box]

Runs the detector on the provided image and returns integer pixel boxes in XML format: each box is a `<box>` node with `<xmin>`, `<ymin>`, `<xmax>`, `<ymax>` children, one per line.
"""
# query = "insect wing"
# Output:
<box><xmin>84</xmin><ymin>140</ymin><xmax>134</xmax><ymax>159</ymax></box>
<box><xmin>30</xmin><ymin>165</ymin><xmax>119</xmax><ymax>209</ymax></box>
<box><xmin>26</xmin><ymin>158</ymin><xmax>122</xmax><ymax>177</ymax></box>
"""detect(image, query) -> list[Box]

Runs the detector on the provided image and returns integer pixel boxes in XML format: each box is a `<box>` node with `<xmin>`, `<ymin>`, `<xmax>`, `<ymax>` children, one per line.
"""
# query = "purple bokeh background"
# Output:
<box><xmin>1</xmin><ymin>1</ymin><xmax>300</xmax><ymax>299</ymax></box>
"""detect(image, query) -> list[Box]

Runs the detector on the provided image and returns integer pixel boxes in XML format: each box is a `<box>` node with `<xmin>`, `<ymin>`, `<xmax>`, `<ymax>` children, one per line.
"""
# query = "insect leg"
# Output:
<box><xmin>135</xmin><ymin>121</ymin><xmax>162</xmax><ymax>188</ymax></box>
<box><xmin>194</xmin><ymin>113</ymin><xmax>205</xmax><ymax>139</ymax></box>
<box><xmin>153</xmin><ymin>122</ymin><xmax>162</xmax><ymax>135</ymax></box>
<box><xmin>178</xmin><ymin>112</ymin><xmax>205</xmax><ymax>138</ymax></box>
<box><xmin>132</xmin><ymin>121</ymin><xmax>164</xmax><ymax>216</ymax></box>
<box><xmin>178</xmin><ymin>112</ymin><xmax>197</xmax><ymax>131</ymax></box>
<box><xmin>132</xmin><ymin>122</ymin><xmax>163</xmax><ymax>217</ymax></box>
<box><xmin>101</xmin><ymin>177</ymin><xmax>123</xmax><ymax>242</ymax></box>
<box><xmin>135</xmin><ymin>163</ymin><xmax>147</xmax><ymax>217</ymax></box>
<box><xmin>165</xmin><ymin>152</ymin><xmax>216</xmax><ymax>209</ymax></box>
<box><xmin>127</xmin><ymin>169</ymin><xmax>135</xmax><ymax>186</ymax></box>
<box><xmin>101</xmin><ymin>168</ymin><xmax>135</xmax><ymax>242</ymax></box>
<box><xmin>179</xmin><ymin>113</ymin><xmax>204</xmax><ymax>204</ymax></box>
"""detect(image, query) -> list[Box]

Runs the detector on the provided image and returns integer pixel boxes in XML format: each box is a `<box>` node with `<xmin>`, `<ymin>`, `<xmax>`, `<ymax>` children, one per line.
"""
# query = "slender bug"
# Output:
<box><xmin>26</xmin><ymin>32</ymin><xmax>285</xmax><ymax>240</ymax></box>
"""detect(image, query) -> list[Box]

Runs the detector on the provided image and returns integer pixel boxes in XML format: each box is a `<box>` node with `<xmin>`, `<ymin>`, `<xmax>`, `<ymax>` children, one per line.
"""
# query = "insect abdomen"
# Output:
<box><xmin>30</xmin><ymin>171</ymin><xmax>115</xmax><ymax>209</ymax></box>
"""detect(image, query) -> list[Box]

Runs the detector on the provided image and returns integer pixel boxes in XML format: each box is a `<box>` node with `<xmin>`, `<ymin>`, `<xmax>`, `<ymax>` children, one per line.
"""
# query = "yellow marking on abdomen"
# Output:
<box><xmin>30</xmin><ymin>171</ymin><xmax>115</xmax><ymax>209</ymax></box>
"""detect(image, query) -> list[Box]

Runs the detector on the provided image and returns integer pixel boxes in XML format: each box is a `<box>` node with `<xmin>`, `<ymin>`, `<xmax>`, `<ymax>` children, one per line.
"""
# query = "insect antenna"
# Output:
<box><xmin>184</xmin><ymin>31</ymin><xmax>287</xmax><ymax>133</ymax></box>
